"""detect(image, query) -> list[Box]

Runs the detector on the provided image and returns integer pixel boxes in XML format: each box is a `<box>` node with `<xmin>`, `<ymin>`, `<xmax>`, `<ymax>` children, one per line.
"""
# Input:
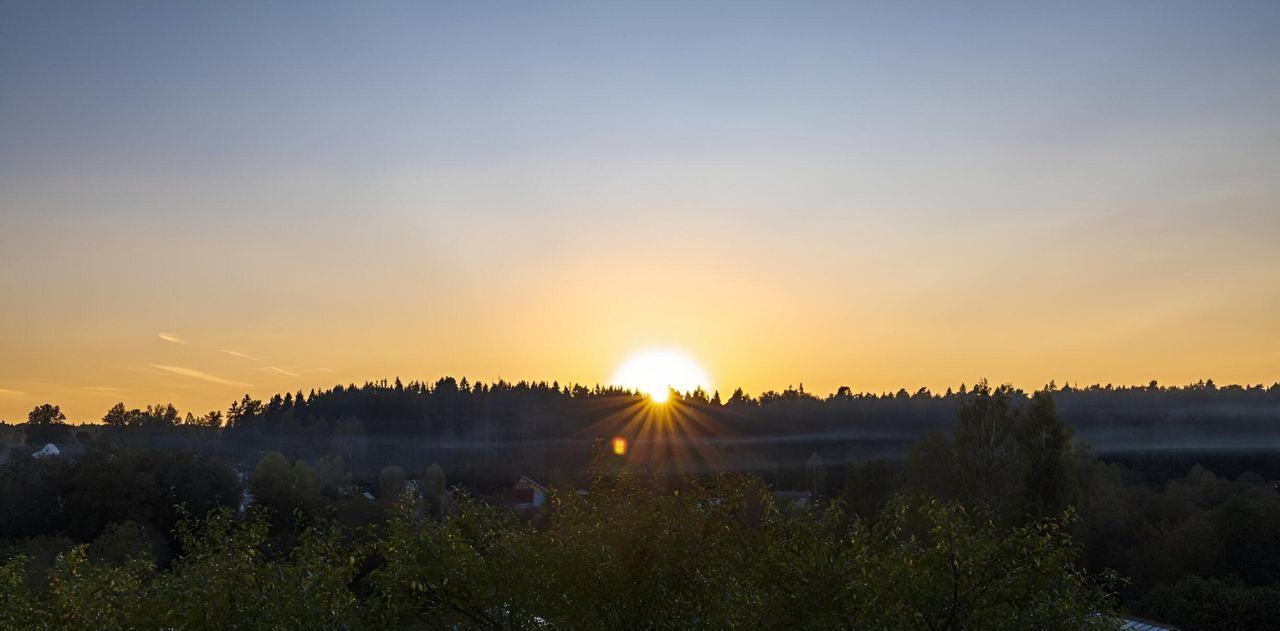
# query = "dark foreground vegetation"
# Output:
<box><xmin>1</xmin><ymin>472</ymin><xmax>1114</xmax><ymax>630</ymax></box>
<box><xmin>1</xmin><ymin>379</ymin><xmax>1279</xmax><ymax>629</ymax></box>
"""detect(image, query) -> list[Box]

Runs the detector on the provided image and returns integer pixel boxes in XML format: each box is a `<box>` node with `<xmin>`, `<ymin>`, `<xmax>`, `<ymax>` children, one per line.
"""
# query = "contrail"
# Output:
<box><xmin>221</xmin><ymin>349</ymin><xmax>261</xmax><ymax>361</ymax></box>
<box><xmin>158</xmin><ymin>332</ymin><xmax>187</xmax><ymax>345</ymax></box>
<box><xmin>260</xmin><ymin>366</ymin><xmax>301</xmax><ymax>377</ymax></box>
<box><xmin>149</xmin><ymin>364</ymin><xmax>252</xmax><ymax>388</ymax></box>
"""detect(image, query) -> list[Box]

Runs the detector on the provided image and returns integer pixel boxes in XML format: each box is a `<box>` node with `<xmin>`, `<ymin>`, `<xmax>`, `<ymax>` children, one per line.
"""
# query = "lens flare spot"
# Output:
<box><xmin>612</xmin><ymin>436</ymin><xmax>628</xmax><ymax>456</ymax></box>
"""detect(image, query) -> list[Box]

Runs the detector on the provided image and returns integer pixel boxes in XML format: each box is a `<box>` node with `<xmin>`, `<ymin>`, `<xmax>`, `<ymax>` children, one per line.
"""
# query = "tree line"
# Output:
<box><xmin>5</xmin><ymin>377</ymin><xmax>1277</xmax><ymax>471</ymax></box>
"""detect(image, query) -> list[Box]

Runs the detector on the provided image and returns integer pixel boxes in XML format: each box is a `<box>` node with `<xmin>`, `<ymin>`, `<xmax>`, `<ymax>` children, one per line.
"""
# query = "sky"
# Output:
<box><xmin>2</xmin><ymin>1</ymin><xmax>1279</xmax><ymax>422</ymax></box>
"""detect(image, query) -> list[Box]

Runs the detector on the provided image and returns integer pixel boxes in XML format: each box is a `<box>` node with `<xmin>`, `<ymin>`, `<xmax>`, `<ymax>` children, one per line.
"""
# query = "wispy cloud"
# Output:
<box><xmin>149</xmin><ymin>364</ymin><xmax>252</xmax><ymax>388</ymax></box>
<box><xmin>259</xmin><ymin>366</ymin><xmax>301</xmax><ymax>377</ymax></box>
<box><xmin>79</xmin><ymin>386</ymin><xmax>124</xmax><ymax>393</ymax></box>
<box><xmin>0</xmin><ymin>387</ymin><xmax>26</xmax><ymax>397</ymax></box>
<box><xmin>158</xmin><ymin>332</ymin><xmax>187</xmax><ymax>345</ymax></box>
<box><xmin>223</xmin><ymin>349</ymin><xmax>323</xmax><ymax>378</ymax></box>
<box><xmin>221</xmin><ymin>349</ymin><xmax>261</xmax><ymax>362</ymax></box>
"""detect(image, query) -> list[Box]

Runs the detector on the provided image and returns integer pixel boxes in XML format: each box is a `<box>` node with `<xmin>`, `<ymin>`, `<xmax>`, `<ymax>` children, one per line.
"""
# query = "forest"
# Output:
<box><xmin>2</xmin><ymin>379</ymin><xmax>1280</xmax><ymax>629</ymax></box>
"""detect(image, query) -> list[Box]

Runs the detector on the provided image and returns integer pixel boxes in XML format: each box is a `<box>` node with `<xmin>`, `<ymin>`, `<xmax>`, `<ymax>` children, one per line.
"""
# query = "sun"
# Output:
<box><xmin>611</xmin><ymin>349</ymin><xmax>710</xmax><ymax>403</ymax></box>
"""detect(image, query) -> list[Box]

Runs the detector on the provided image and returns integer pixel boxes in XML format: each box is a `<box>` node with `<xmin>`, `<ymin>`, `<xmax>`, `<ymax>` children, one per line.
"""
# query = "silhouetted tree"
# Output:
<box><xmin>1015</xmin><ymin>391</ymin><xmax>1074</xmax><ymax>517</ymax></box>
<box><xmin>804</xmin><ymin>452</ymin><xmax>826</xmax><ymax>498</ymax></box>
<box><xmin>952</xmin><ymin>382</ymin><xmax>1019</xmax><ymax>511</ymax></box>
<box><xmin>420</xmin><ymin>463</ymin><xmax>447</xmax><ymax>517</ymax></box>
<box><xmin>27</xmin><ymin>404</ymin><xmax>66</xmax><ymax>425</ymax></box>
<box><xmin>378</xmin><ymin>466</ymin><xmax>407</xmax><ymax>499</ymax></box>
<box><xmin>248</xmin><ymin>452</ymin><xmax>319</xmax><ymax>527</ymax></box>
<box><xmin>23</xmin><ymin>403</ymin><xmax>72</xmax><ymax>445</ymax></box>
<box><xmin>102</xmin><ymin>403</ymin><xmax>128</xmax><ymax>427</ymax></box>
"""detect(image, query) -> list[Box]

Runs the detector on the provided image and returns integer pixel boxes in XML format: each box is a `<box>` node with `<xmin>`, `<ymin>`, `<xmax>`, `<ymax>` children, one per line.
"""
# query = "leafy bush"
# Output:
<box><xmin>0</xmin><ymin>473</ymin><xmax>1116</xmax><ymax>630</ymax></box>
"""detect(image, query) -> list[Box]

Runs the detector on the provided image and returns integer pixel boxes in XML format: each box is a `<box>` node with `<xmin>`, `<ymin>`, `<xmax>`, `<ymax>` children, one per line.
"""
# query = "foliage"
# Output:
<box><xmin>1136</xmin><ymin>576</ymin><xmax>1280</xmax><ymax>631</ymax></box>
<box><xmin>861</xmin><ymin>500</ymin><xmax>1115</xmax><ymax>630</ymax></box>
<box><xmin>904</xmin><ymin>383</ymin><xmax>1083</xmax><ymax>522</ymax></box>
<box><xmin>1075</xmin><ymin>462</ymin><xmax>1280</xmax><ymax>618</ymax></box>
<box><xmin>0</xmin><ymin>474</ymin><xmax>1116</xmax><ymax>630</ymax></box>
<box><xmin>26</xmin><ymin>405</ymin><xmax>65</xmax><ymax>426</ymax></box>
<box><xmin>86</xmin><ymin>521</ymin><xmax>157</xmax><ymax>567</ymax></box>
<box><xmin>248</xmin><ymin>451</ymin><xmax>320</xmax><ymax>528</ymax></box>
<box><xmin>314</xmin><ymin>455</ymin><xmax>351</xmax><ymax>498</ymax></box>
<box><xmin>841</xmin><ymin>459</ymin><xmax>896</xmax><ymax>518</ymax></box>
<box><xmin>420</xmin><ymin>462</ymin><xmax>448</xmax><ymax>517</ymax></box>
<box><xmin>9</xmin><ymin>379</ymin><xmax>1280</xmax><ymax>629</ymax></box>
<box><xmin>377</xmin><ymin>465</ymin><xmax>407</xmax><ymax>499</ymax></box>
<box><xmin>0</xmin><ymin>446</ymin><xmax>239</xmax><ymax>544</ymax></box>
<box><xmin>803</xmin><ymin>452</ymin><xmax>826</xmax><ymax>498</ymax></box>
<box><xmin>366</xmin><ymin>473</ymin><xmax>1117</xmax><ymax>630</ymax></box>
<box><xmin>140</xmin><ymin>509</ymin><xmax>362</xmax><ymax>629</ymax></box>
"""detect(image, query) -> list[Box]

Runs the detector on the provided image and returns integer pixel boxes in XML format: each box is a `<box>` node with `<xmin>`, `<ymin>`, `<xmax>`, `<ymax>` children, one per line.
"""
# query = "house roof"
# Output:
<box><xmin>32</xmin><ymin>443</ymin><xmax>61</xmax><ymax>459</ymax></box>
<box><xmin>1119</xmin><ymin>616</ymin><xmax>1180</xmax><ymax>631</ymax></box>
<box><xmin>515</xmin><ymin>476</ymin><xmax>547</xmax><ymax>492</ymax></box>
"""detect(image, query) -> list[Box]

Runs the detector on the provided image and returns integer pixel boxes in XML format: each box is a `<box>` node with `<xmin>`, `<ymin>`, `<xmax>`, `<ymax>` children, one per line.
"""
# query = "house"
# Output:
<box><xmin>31</xmin><ymin>443</ymin><xmax>60</xmax><ymax>459</ymax></box>
<box><xmin>506</xmin><ymin>476</ymin><xmax>548</xmax><ymax>510</ymax></box>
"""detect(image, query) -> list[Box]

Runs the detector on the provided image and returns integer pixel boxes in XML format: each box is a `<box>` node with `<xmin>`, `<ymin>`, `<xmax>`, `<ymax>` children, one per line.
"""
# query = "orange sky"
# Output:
<box><xmin>2</xmin><ymin>200</ymin><xmax>1276</xmax><ymax>422</ymax></box>
<box><xmin>2</xmin><ymin>3</ymin><xmax>1278</xmax><ymax>422</ymax></box>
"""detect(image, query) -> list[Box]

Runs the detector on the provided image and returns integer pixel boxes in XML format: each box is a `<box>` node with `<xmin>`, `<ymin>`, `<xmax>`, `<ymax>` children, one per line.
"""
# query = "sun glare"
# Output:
<box><xmin>611</xmin><ymin>349</ymin><xmax>710</xmax><ymax>403</ymax></box>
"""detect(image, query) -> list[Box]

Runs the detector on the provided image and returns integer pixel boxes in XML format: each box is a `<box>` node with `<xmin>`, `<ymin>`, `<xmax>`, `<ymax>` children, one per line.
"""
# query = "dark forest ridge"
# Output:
<box><xmin>6</xmin><ymin>377</ymin><xmax>1278</xmax><ymax>484</ymax></box>
<box><xmin>10</xmin><ymin>376</ymin><xmax>1279</xmax><ymax>426</ymax></box>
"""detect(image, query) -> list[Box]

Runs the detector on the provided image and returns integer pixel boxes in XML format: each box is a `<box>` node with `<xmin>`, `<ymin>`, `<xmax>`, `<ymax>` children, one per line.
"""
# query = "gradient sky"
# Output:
<box><xmin>2</xmin><ymin>1</ymin><xmax>1279</xmax><ymax>422</ymax></box>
